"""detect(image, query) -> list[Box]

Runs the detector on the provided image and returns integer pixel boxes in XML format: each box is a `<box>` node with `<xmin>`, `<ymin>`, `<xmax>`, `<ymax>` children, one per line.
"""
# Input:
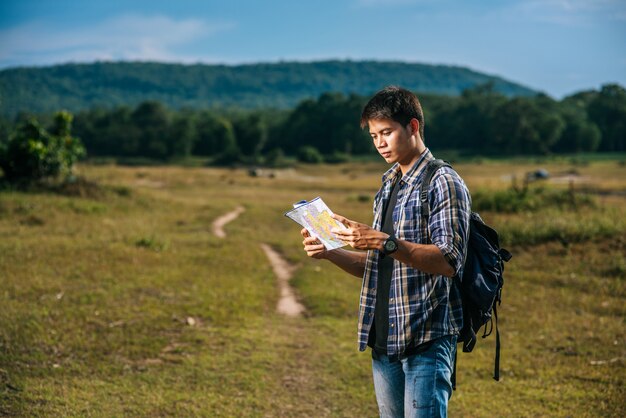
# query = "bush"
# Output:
<box><xmin>324</xmin><ymin>152</ymin><xmax>350</xmax><ymax>164</ymax></box>
<box><xmin>498</xmin><ymin>208</ymin><xmax>625</xmax><ymax>246</ymax></box>
<box><xmin>471</xmin><ymin>186</ymin><xmax>595</xmax><ymax>213</ymax></box>
<box><xmin>265</xmin><ymin>148</ymin><xmax>289</xmax><ymax>168</ymax></box>
<box><xmin>0</xmin><ymin>111</ymin><xmax>85</xmax><ymax>183</ymax></box>
<box><xmin>297</xmin><ymin>146</ymin><xmax>323</xmax><ymax>164</ymax></box>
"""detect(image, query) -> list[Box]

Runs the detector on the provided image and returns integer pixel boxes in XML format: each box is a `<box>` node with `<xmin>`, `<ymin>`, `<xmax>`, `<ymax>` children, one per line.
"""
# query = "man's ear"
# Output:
<box><xmin>409</xmin><ymin>118</ymin><xmax>420</xmax><ymax>137</ymax></box>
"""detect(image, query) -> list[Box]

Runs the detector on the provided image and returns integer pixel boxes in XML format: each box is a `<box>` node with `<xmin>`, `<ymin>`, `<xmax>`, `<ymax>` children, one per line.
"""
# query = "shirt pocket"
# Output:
<box><xmin>397</xmin><ymin>205</ymin><xmax>428</xmax><ymax>244</ymax></box>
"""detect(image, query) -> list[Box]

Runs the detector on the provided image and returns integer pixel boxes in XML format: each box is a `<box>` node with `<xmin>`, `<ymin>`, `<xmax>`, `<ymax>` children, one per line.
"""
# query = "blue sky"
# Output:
<box><xmin>1</xmin><ymin>0</ymin><xmax>624</xmax><ymax>98</ymax></box>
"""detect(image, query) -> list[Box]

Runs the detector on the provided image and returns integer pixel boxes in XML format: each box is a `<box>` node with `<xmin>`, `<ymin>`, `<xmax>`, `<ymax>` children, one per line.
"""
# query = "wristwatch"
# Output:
<box><xmin>382</xmin><ymin>235</ymin><xmax>398</xmax><ymax>256</ymax></box>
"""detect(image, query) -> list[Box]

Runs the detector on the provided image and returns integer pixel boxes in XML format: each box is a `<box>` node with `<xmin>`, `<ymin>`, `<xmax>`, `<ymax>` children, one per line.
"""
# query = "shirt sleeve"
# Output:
<box><xmin>427</xmin><ymin>168</ymin><xmax>471</xmax><ymax>276</ymax></box>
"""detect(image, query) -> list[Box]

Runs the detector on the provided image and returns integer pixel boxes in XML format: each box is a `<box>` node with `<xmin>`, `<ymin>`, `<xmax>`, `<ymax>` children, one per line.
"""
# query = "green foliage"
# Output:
<box><xmin>0</xmin><ymin>111</ymin><xmax>85</xmax><ymax>183</ymax></box>
<box><xmin>135</xmin><ymin>235</ymin><xmax>168</xmax><ymax>252</ymax></box>
<box><xmin>297</xmin><ymin>146</ymin><xmax>324</xmax><ymax>164</ymax></box>
<box><xmin>587</xmin><ymin>84</ymin><xmax>626</xmax><ymax>152</ymax></box>
<box><xmin>498</xmin><ymin>208</ymin><xmax>625</xmax><ymax>246</ymax></box>
<box><xmin>0</xmin><ymin>61</ymin><xmax>538</xmax><ymax>117</ymax></box>
<box><xmin>472</xmin><ymin>185</ymin><xmax>595</xmax><ymax>213</ymax></box>
<box><xmin>264</xmin><ymin>148</ymin><xmax>289</xmax><ymax>168</ymax></box>
<box><xmin>210</xmin><ymin>119</ymin><xmax>241</xmax><ymax>166</ymax></box>
<box><xmin>274</xmin><ymin>93</ymin><xmax>370</xmax><ymax>156</ymax></box>
<box><xmin>324</xmin><ymin>151</ymin><xmax>351</xmax><ymax>164</ymax></box>
<box><xmin>4</xmin><ymin>83</ymin><xmax>625</xmax><ymax>164</ymax></box>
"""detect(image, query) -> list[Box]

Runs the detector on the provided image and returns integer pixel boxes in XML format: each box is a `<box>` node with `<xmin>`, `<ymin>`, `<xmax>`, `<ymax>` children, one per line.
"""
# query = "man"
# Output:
<box><xmin>301</xmin><ymin>86</ymin><xmax>471</xmax><ymax>417</ymax></box>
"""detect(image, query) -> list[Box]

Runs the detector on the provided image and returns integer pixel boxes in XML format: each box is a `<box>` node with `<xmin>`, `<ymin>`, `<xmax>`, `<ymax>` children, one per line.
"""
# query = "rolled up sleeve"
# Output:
<box><xmin>427</xmin><ymin>169</ymin><xmax>471</xmax><ymax>276</ymax></box>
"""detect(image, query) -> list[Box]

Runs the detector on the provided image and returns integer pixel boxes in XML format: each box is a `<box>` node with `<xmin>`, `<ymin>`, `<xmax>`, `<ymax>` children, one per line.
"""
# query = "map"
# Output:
<box><xmin>284</xmin><ymin>197</ymin><xmax>348</xmax><ymax>250</ymax></box>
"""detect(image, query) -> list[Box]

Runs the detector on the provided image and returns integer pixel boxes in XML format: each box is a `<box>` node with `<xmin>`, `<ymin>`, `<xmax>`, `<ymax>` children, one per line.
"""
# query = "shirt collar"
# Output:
<box><xmin>381</xmin><ymin>148</ymin><xmax>434</xmax><ymax>186</ymax></box>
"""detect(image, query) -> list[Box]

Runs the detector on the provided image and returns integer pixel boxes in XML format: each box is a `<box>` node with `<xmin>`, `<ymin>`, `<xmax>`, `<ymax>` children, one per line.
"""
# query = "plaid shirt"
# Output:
<box><xmin>357</xmin><ymin>149</ymin><xmax>471</xmax><ymax>357</ymax></box>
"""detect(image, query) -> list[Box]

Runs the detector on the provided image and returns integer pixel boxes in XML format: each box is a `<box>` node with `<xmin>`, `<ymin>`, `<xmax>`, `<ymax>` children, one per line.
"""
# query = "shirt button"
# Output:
<box><xmin>368</xmin><ymin>312</ymin><xmax>373</xmax><ymax>317</ymax></box>
<box><xmin>390</xmin><ymin>323</ymin><xmax>394</xmax><ymax>328</ymax></box>
<box><xmin>389</xmin><ymin>298</ymin><xmax>393</xmax><ymax>303</ymax></box>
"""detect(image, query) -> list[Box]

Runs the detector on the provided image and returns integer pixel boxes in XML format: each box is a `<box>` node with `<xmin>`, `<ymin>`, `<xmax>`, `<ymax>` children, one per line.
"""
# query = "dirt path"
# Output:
<box><xmin>260</xmin><ymin>243</ymin><xmax>305</xmax><ymax>317</ymax></box>
<box><xmin>212</xmin><ymin>206</ymin><xmax>245</xmax><ymax>238</ymax></box>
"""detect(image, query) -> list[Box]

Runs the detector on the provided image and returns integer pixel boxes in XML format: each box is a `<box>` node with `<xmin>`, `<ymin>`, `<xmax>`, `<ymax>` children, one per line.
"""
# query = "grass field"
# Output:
<box><xmin>1</xmin><ymin>159</ymin><xmax>625</xmax><ymax>417</ymax></box>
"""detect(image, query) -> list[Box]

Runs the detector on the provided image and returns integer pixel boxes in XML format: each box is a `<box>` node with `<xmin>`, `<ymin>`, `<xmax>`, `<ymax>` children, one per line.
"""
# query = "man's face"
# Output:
<box><xmin>368</xmin><ymin>118</ymin><xmax>417</xmax><ymax>166</ymax></box>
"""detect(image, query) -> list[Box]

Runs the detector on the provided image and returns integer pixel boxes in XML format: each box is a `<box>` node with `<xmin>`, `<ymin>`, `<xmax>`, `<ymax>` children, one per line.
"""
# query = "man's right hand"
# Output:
<box><xmin>301</xmin><ymin>228</ymin><xmax>328</xmax><ymax>259</ymax></box>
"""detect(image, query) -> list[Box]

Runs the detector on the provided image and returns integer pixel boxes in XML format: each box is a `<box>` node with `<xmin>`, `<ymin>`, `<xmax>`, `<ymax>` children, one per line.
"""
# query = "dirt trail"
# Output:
<box><xmin>260</xmin><ymin>243</ymin><xmax>305</xmax><ymax>317</ymax></box>
<box><xmin>212</xmin><ymin>206</ymin><xmax>245</xmax><ymax>238</ymax></box>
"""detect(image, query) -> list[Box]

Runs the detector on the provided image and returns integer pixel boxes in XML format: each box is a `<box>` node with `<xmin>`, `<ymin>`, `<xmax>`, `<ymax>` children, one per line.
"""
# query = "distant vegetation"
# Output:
<box><xmin>0</xmin><ymin>83</ymin><xmax>623</xmax><ymax>169</ymax></box>
<box><xmin>0</xmin><ymin>60</ymin><xmax>538</xmax><ymax>116</ymax></box>
<box><xmin>0</xmin><ymin>111</ymin><xmax>84</xmax><ymax>184</ymax></box>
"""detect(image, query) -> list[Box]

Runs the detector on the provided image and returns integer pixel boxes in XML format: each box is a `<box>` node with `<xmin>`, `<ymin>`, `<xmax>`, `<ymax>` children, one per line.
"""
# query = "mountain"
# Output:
<box><xmin>0</xmin><ymin>60</ymin><xmax>538</xmax><ymax>116</ymax></box>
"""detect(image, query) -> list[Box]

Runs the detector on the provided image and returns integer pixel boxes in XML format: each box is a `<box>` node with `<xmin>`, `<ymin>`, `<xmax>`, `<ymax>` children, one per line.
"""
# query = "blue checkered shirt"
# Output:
<box><xmin>357</xmin><ymin>149</ymin><xmax>471</xmax><ymax>356</ymax></box>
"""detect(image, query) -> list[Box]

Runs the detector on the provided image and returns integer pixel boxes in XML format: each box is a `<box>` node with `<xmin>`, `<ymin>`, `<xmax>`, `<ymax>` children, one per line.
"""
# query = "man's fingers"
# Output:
<box><xmin>331</xmin><ymin>229</ymin><xmax>349</xmax><ymax>239</ymax></box>
<box><xmin>300</xmin><ymin>228</ymin><xmax>311</xmax><ymax>238</ymax></box>
<box><xmin>303</xmin><ymin>236</ymin><xmax>320</xmax><ymax>245</ymax></box>
<box><xmin>332</xmin><ymin>213</ymin><xmax>354</xmax><ymax>228</ymax></box>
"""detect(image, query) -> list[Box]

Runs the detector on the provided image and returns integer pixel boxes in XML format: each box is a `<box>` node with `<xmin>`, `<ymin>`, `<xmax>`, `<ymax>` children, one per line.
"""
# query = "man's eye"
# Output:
<box><xmin>383</xmin><ymin>131</ymin><xmax>391</xmax><ymax>136</ymax></box>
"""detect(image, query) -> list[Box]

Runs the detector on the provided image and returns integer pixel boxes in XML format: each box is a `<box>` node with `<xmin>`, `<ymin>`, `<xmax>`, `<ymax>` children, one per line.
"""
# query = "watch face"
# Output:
<box><xmin>385</xmin><ymin>239</ymin><xmax>397</xmax><ymax>253</ymax></box>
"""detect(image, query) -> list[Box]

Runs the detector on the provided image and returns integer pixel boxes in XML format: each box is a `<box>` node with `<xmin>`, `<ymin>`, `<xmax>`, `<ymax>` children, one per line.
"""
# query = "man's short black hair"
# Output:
<box><xmin>360</xmin><ymin>86</ymin><xmax>425</xmax><ymax>141</ymax></box>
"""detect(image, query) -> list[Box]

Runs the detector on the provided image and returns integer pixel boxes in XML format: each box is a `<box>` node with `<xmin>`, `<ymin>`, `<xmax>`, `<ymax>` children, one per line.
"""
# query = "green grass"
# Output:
<box><xmin>1</xmin><ymin>161</ymin><xmax>625</xmax><ymax>417</ymax></box>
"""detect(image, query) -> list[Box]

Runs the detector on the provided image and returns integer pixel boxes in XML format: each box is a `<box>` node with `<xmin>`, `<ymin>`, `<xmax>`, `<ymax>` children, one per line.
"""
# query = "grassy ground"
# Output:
<box><xmin>1</xmin><ymin>159</ymin><xmax>625</xmax><ymax>417</ymax></box>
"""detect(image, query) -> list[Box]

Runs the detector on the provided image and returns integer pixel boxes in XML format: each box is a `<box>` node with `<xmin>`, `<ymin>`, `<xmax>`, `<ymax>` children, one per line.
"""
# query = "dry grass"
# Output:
<box><xmin>1</xmin><ymin>159</ymin><xmax>624</xmax><ymax>417</ymax></box>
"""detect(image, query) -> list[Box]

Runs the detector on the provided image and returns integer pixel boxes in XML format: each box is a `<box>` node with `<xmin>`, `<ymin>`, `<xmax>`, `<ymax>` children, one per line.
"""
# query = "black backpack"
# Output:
<box><xmin>419</xmin><ymin>159</ymin><xmax>512</xmax><ymax>389</ymax></box>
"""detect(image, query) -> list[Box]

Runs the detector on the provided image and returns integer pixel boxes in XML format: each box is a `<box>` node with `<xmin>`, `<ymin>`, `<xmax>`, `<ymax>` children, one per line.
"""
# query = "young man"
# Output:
<box><xmin>301</xmin><ymin>86</ymin><xmax>471</xmax><ymax>417</ymax></box>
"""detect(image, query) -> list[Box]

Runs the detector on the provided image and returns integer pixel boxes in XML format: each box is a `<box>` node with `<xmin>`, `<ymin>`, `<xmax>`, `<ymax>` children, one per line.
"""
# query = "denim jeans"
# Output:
<box><xmin>371</xmin><ymin>335</ymin><xmax>457</xmax><ymax>418</ymax></box>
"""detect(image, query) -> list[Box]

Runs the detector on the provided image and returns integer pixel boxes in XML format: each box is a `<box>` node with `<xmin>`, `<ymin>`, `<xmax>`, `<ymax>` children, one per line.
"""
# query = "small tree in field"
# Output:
<box><xmin>0</xmin><ymin>111</ymin><xmax>85</xmax><ymax>183</ymax></box>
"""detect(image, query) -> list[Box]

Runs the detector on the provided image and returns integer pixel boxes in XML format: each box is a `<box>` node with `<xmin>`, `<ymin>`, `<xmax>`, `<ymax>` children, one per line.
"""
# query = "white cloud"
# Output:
<box><xmin>0</xmin><ymin>14</ymin><xmax>234</xmax><ymax>67</ymax></box>
<box><xmin>512</xmin><ymin>0</ymin><xmax>626</xmax><ymax>25</ymax></box>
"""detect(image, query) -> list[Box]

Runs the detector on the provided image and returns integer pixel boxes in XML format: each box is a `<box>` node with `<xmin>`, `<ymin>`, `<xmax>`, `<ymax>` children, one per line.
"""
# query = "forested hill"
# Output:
<box><xmin>0</xmin><ymin>60</ymin><xmax>538</xmax><ymax>116</ymax></box>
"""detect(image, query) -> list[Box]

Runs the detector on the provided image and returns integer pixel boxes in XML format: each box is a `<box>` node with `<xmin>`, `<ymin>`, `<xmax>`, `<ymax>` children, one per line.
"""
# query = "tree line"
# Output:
<box><xmin>0</xmin><ymin>61</ymin><xmax>536</xmax><ymax>116</ymax></box>
<box><xmin>1</xmin><ymin>83</ymin><xmax>624</xmax><ymax>168</ymax></box>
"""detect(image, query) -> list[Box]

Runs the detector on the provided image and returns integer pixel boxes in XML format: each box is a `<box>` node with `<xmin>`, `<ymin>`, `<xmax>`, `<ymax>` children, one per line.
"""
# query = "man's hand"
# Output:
<box><xmin>331</xmin><ymin>213</ymin><xmax>388</xmax><ymax>251</ymax></box>
<box><xmin>301</xmin><ymin>228</ymin><xmax>328</xmax><ymax>259</ymax></box>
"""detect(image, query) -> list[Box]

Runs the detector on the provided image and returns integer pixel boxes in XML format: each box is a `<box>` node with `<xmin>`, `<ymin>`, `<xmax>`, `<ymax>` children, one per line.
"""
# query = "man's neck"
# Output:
<box><xmin>398</xmin><ymin>145</ymin><xmax>427</xmax><ymax>175</ymax></box>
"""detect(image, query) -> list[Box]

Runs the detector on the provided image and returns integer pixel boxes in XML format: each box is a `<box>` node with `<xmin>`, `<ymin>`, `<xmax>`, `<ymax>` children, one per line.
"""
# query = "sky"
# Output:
<box><xmin>0</xmin><ymin>0</ymin><xmax>625</xmax><ymax>98</ymax></box>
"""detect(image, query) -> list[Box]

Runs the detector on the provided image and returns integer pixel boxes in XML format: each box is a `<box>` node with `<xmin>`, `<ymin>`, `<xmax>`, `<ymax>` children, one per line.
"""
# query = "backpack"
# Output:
<box><xmin>419</xmin><ymin>159</ymin><xmax>512</xmax><ymax>389</ymax></box>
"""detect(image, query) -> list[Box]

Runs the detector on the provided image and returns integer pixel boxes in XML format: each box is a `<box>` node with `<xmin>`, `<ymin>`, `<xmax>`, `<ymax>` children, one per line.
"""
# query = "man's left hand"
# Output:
<box><xmin>331</xmin><ymin>213</ymin><xmax>388</xmax><ymax>251</ymax></box>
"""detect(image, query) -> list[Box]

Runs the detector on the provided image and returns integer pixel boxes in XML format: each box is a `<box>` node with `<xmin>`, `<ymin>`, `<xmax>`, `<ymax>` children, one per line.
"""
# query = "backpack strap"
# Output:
<box><xmin>419</xmin><ymin>159</ymin><xmax>462</xmax><ymax>389</ymax></box>
<box><xmin>499</xmin><ymin>248</ymin><xmax>513</xmax><ymax>262</ymax></box>
<box><xmin>452</xmin><ymin>348</ymin><xmax>458</xmax><ymax>391</ymax></box>
<box><xmin>493</xmin><ymin>304</ymin><xmax>501</xmax><ymax>382</ymax></box>
<box><xmin>419</xmin><ymin>159</ymin><xmax>451</xmax><ymax>218</ymax></box>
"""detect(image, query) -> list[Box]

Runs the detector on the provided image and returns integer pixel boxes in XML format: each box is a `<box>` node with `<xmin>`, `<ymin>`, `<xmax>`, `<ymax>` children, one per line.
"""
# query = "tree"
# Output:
<box><xmin>277</xmin><ymin>92</ymin><xmax>370</xmax><ymax>156</ymax></box>
<box><xmin>588</xmin><ymin>84</ymin><xmax>626</xmax><ymax>152</ymax></box>
<box><xmin>0</xmin><ymin>111</ymin><xmax>85</xmax><ymax>182</ymax></box>
<box><xmin>232</xmin><ymin>112</ymin><xmax>268</xmax><ymax>162</ymax></box>
<box><xmin>131</xmin><ymin>101</ymin><xmax>170</xmax><ymax>159</ymax></box>
<box><xmin>297</xmin><ymin>146</ymin><xmax>324</xmax><ymax>163</ymax></box>
<box><xmin>193</xmin><ymin>112</ymin><xmax>239</xmax><ymax>157</ymax></box>
<box><xmin>440</xmin><ymin>83</ymin><xmax>506</xmax><ymax>153</ymax></box>
<box><xmin>209</xmin><ymin>118</ymin><xmax>241</xmax><ymax>166</ymax></box>
<box><xmin>554</xmin><ymin>98</ymin><xmax>601</xmax><ymax>153</ymax></box>
<box><xmin>168</xmin><ymin>112</ymin><xmax>196</xmax><ymax>158</ymax></box>
<box><xmin>491</xmin><ymin>97</ymin><xmax>564</xmax><ymax>155</ymax></box>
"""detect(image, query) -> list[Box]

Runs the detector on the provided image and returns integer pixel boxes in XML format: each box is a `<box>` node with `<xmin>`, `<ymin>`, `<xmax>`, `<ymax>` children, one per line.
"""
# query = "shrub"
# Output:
<box><xmin>0</xmin><ymin>111</ymin><xmax>85</xmax><ymax>183</ymax></box>
<box><xmin>498</xmin><ymin>208</ymin><xmax>625</xmax><ymax>247</ymax></box>
<box><xmin>471</xmin><ymin>186</ymin><xmax>595</xmax><ymax>213</ymax></box>
<box><xmin>324</xmin><ymin>152</ymin><xmax>351</xmax><ymax>164</ymax></box>
<box><xmin>297</xmin><ymin>146</ymin><xmax>323</xmax><ymax>164</ymax></box>
<box><xmin>264</xmin><ymin>148</ymin><xmax>291</xmax><ymax>168</ymax></box>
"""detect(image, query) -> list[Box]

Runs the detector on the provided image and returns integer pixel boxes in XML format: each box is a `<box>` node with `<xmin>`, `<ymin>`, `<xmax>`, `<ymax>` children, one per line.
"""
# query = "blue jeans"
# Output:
<box><xmin>371</xmin><ymin>335</ymin><xmax>457</xmax><ymax>418</ymax></box>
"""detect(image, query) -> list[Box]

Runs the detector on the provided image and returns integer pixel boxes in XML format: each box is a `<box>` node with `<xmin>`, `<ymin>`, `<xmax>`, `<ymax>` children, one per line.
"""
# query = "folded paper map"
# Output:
<box><xmin>284</xmin><ymin>197</ymin><xmax>348</xmax><ymax>250</ymax></box>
